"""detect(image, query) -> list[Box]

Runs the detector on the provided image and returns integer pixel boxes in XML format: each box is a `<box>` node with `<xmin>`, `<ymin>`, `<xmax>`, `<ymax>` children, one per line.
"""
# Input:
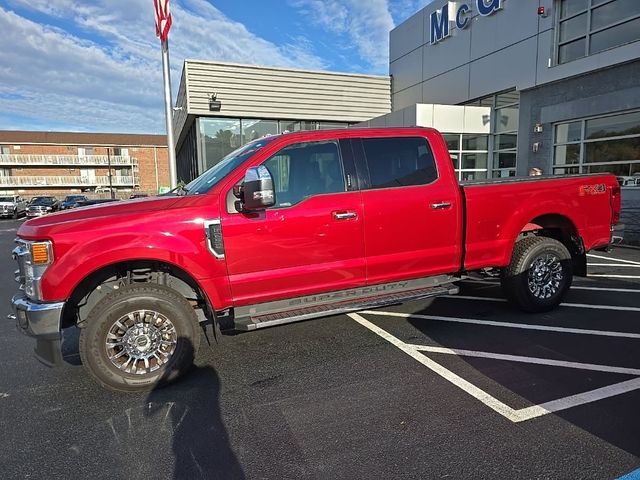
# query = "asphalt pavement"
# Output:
<box><xmin>1</xmin><ymin>217</ymin><xmax>639</xmax><ymax>479</ymax></box>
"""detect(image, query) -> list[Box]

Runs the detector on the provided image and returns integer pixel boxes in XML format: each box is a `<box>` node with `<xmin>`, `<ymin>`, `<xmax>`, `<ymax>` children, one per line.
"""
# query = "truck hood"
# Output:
<box><xmin>0</xmin><ymin>202</ymin><xmax>15</xmax><ymax>206</ymax></box>
<box><xmin>17</xmin><ymin>195</ymin><xmax>186</xmax><ymax>238</ymax></box>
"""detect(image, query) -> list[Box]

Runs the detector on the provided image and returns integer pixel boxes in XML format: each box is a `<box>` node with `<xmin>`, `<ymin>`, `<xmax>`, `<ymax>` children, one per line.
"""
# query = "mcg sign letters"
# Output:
<box><xmin>430</xmin><ymin>0</ymin><xmax>503</xmax><ymax>45</ymax></box>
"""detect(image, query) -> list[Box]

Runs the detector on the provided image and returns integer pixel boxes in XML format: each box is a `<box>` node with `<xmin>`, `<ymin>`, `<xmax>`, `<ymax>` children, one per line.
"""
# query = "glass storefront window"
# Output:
<box><xmin>494</xmin><ymin>106</ymin><xmax>519</xmax><ymax>133</ymax></box>
<box><xmin>554</xmin><ymin>110</ymin><xmax>640</xmax><ymax>180</ymax></box>
<box><xmin>556</xmin><ymin>0</ymin><xmax>640</xmax><ymax>64</ymax></box>
<box><xmin>199</xmin><ymin>118</ymin><xmax>242</xmax><ymax>170</ymax></box>
<box><xmin>279</xmin><ymin>120</ymin><xmax>318</xmax><ymax>133</ymax></box>
<box><xmin>591</xmin><ymin>0</ymin><xmax>637</xmax><ymax>30</ymax></box>
<box><xmin>555</xmin><ymin>122</ymin><xmax>582</xmax><ymax>143</ymax></box>
<box><xmin>554</xmin><ymin>145</ymin><xmax>581</xmax><ymax>165</ymax></box>
<box><xmin>317</xmin><ymin>122</ymin><xmax>348</xmax><ymax>130</ymax></box>
<box><xmin>494</xmin><ymin>152</ymin><xmax>516</xmax><ymax>169</ymax></box>
<box><xmin>443</xmin><ymin>134</ymin><xmax>460</xmax><ymax>150</ymax></box>
<box><xmin>560</xmin><ymin>0</ymin><xmax>588</xmax><ymax>18</ymax></box>
<box><xmin>443</xmin><ymin>133</ymin><xmax>489</xmax><ymax>180</ymax></box>
<box><xmin>462</xmin><ymin>89</ymin><xmax>519</xmax><ymax>178</ymax></box>
<box><xmin>462</xmin><ymin>135</ymin><xmax>488</xmax><ymax>150</ymax></box>
<box><xmin>495</xmin><ymin>134</ymin><xmax>517</xmax><ymax>150</ymax></box>
<box><xmin>461</xmin><ymin>153</ymin><xmax>487</xmax><ymax>170</ymax></box>
<box><xmin>241</xmin><ymin>119</ymin><xmax>278</xmax><ymax>144</ymax></box>
<box><xmin>585</xmin><ymin>110</ymin><xmax>640</xmax><ymax>139</ymax></box>
<box><xmin>585</xmin><ymin>137</ymin><xmax>640</xmax><ymax>163</ymax></box>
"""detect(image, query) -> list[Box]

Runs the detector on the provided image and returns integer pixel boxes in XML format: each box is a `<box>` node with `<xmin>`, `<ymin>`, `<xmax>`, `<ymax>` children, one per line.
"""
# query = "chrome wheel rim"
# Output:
<box><xmin>105</xmin><ymin>310</ymin><xmax>177</xmax><ymax>375</ymax></box>
<box><xmin>527</xmin><ymin>254</ymin><xmax>563</xmax><ymax>299</ymax></box>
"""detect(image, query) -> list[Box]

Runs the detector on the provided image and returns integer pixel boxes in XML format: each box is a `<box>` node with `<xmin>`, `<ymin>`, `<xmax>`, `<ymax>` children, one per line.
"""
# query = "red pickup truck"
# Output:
<box><xmin>10</xmin><ymin>127</ymin><xmax>622</xmax><ymax>391</ymax></box>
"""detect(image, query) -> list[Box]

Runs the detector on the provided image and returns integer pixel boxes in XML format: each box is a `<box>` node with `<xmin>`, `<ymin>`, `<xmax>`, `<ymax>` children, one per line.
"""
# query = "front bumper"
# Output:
<box><xmin>10</xmin><ymin>293</ymin><xmax>65</xmax><ymax>366</ymax></box>
<box><xmin>26</xmin><ymin>211</ymin><xmax>48</xmax><ymax>217</ymax></box>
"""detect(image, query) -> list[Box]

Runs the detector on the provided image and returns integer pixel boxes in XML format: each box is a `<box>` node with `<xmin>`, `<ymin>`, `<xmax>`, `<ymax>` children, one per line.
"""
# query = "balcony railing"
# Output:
<box><xmin>0</xmin><ymin>154</ymin><xmax>136</xmax><ymax>166</ymax></box>
<box><xmin>0</xmin><ymin>175</ymin><xmax>136</xmax><ymax>187</ymax></box>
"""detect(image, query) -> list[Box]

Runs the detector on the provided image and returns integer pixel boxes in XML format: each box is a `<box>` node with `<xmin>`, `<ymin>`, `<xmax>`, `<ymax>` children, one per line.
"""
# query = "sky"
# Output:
<box><xmin>0</xmin><ymin>0</ymin><xmax>431</xmax><ymax>135</ymax></box>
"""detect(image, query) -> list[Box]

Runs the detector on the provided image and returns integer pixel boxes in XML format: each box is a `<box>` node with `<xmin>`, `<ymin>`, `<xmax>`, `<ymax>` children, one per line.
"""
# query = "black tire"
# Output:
<box><xmin>500</xmin><ymin>236</ymin><xmax>573</xmax><ymax>313</ymax></box>
<box><xmin>79</xmin><ymin>284</ymin><xmax>200</xmax><ymax>392</ymax></box>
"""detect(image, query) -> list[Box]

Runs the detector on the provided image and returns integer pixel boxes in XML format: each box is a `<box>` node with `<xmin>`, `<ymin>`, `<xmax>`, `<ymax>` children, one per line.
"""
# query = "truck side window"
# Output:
<box><xmin>361</xmin><ymin>137</ymin><xmax>437</xmax><ymax>189</ymax></box>
<box><xmin>262</xmin><ymin>140</ymin><xmax>345</xmax><ymax>208</ymax></box>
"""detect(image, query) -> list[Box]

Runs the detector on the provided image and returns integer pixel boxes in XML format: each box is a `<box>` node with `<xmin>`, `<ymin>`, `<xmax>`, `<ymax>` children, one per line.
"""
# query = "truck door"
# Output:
<box><xmin>220</xmin><ymin>139</ymin><xmax>366</xmax><ymax>306</ymax></box>
<box><xmin>353</xmin><ymin>135</ymin><xmax>462</xmax><ymax>284</ymax></box>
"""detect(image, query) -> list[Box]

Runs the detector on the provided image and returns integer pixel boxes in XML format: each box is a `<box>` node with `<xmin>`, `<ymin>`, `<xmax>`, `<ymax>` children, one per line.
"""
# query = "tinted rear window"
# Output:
<box><xmin>361</xmin><ymin>137</ymin><xmax>437</xmax><ymax>189</ymax></box>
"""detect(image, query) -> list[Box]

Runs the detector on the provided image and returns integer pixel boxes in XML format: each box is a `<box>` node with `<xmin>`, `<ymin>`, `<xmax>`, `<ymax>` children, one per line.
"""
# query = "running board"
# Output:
<box><xmin>233</xmin><ymin>276</ymin><xmax>459</xmax><ymax>331</ymax></box>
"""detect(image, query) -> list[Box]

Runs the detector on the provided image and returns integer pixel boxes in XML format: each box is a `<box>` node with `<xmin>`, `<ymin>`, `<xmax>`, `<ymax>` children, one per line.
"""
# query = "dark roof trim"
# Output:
<box><xmin>0</xmin><ymin>130</ymin><xmax>168</xmax><ymax>147</ymax></box>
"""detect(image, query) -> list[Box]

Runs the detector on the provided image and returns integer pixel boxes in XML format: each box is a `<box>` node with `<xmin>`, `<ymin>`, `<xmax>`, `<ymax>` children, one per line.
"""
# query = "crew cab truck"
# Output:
<box><xmin>10</xmin><ymin>128</ymin><xmax>622</xmax><ymax>392</ymax></box>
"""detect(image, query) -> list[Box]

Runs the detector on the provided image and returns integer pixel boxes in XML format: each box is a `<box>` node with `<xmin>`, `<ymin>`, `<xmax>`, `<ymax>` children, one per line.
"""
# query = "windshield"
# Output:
<box><xmin>0</xmin><ymin>197</ymin><xmax>14</xmax><ymax>202</ymax></box>
<box><xmin>184</xmin><ymin>137</ymin><xmax>276</xmax><ymax>195</ymax></box>
<box><xmin>31</xmin><ymin>197</ymin><xmax>55</xmax><ymax>205</ymax></box>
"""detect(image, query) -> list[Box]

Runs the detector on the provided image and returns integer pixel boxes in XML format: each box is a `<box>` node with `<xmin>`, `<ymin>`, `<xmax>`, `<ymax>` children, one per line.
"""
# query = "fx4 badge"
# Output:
<box><xmin>579</xmin><ymin>184</ymin><xmax>606</xmax><ymax>196</ymax></box>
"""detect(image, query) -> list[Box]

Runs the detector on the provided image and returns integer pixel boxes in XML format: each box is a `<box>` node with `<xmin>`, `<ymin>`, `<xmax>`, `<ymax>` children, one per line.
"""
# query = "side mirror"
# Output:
<box><xmin>240</xmin><ymin>166</ymin><xmax>275</xmax><ymax>211</ymax></box>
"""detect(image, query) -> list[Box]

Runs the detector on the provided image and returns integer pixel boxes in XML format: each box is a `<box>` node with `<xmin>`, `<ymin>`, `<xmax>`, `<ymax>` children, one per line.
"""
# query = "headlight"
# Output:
<box><xmin>18</xmin><ymin>240</ymin><xmax>53</xmax><ymax>300</ymax></box>
<box><xmin>46</xmin><ymin>207</ymin><xmax>52</xmax><ymax>211</ymax></box>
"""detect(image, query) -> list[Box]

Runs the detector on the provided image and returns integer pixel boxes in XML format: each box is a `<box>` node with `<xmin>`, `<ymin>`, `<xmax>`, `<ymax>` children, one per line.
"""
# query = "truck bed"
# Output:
<box><xmin>459</xmin><ymin>173</ymin><xmax>618</xmax><ymax>272</ymax></box>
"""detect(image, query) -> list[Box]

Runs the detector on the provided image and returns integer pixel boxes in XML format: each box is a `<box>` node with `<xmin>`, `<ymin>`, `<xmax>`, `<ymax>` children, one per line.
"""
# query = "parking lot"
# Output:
<box><xmin>1</xmin><ymin>217</ymin><xmax>639</xmax><ymax>479</ymax></box>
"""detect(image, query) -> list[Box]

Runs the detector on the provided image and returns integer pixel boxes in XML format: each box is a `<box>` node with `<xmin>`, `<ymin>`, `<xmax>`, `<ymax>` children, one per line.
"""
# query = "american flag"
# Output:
<box><xmin>154</xmin><ymin>0</ymin><xmax>172</xmax><ymax>42</ymax></box>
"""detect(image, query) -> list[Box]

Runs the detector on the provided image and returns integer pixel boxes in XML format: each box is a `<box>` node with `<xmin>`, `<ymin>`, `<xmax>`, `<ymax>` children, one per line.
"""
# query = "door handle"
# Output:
<box><xmin>333</xmin><ymin>211</ymin><xmax>358</xmax><ymax>220</ymax></box>
<box><xmin>430</xmin><ymin>202</ymin><xmax>452</xmax><ymax>210</ymax></box>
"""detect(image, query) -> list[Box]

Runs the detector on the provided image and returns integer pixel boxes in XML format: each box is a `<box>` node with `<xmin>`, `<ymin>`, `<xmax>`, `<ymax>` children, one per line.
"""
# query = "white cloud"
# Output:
<box><xmin>290</xmin><ymin>0</ymin><xmax>394</xmax><ymax>72</ymax></box>
<box><xmin>0</xmin><ymin>0</ymin><xmax>327</xmax><ymax>133</ymax></box>
<box><xmin>389</xmin><ymin>0</ymin><xmax>433</xmax><ymax>24</ymax></box>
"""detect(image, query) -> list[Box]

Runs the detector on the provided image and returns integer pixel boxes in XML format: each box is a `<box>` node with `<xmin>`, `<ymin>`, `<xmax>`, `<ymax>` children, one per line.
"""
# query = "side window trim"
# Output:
<box><xmin>349</xmin><ymin>138</ymin><xmax>372</xmax><ymax>190</ymax></box>
<box><xmin>338</xmin><ymin>139</ymin><xmax>360</xmax><ymax>192</ymax></box>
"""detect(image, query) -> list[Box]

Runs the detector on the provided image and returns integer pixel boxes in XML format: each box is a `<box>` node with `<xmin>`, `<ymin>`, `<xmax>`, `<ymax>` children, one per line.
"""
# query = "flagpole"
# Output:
<box><xmin>161</xmin><ymin>38</ymin><xmax>178</xmax><ymax>189</ymax></box>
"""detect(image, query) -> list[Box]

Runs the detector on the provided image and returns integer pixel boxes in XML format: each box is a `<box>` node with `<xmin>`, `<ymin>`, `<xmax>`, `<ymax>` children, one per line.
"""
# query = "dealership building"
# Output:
<box><xmin>174</xmin><ymin>0</ymin><xmax>640</xmax><ymax>185</ymax></box>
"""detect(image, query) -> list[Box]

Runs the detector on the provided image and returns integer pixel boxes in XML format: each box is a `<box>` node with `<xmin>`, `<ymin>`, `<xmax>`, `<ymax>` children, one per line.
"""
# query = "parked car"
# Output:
<box><xmin>0</xmin><ymin>195</ymin><xmax>28</xmax><ymax>219</ymax></box>
<box><xmin>10</xmin><ymin>127</ymin><xmax>622</xmax><ymax>391</ymax></box>
<box><xmin>60</xmin><ymin>195</ymin><xmax>89</xmax><ymax>210</ymax></box>
<box><xmin>25</xmin><ymin>196</ymin><xmax>59</xmax><ymax>217</ymax></box>
<box><xmin>616</xmin><ymin>176</ymin><xmax>640</xmax><ymax>187</ymax></box>
<box><xmin>129</xmin><ymin>193</ymin><xmax>149</xmax><ymax>199</ymax></box>
<box><xmin>95</xmin><ymin>186</ymin><xmax>113</xmax><ymax>194</ymax></box>
<box><xmin>75</xmin><ymin>198</ymin><xmax>120</xmax><ymax>207</ymax></box>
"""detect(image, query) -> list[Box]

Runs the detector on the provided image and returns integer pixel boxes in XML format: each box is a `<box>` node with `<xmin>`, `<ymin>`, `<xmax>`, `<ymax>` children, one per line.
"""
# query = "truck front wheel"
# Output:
<box><xmin>79</xmin><ymin>284</ymin><xmax>200</xmax><ymax>392</ymax></box>
<box><xmin>501</xmin><ymin>236</ymin><xmax>573</xmax><ymax>313</ymax></box>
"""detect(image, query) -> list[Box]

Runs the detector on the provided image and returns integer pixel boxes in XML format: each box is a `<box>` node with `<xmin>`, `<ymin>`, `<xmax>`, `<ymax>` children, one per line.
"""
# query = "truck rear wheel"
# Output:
<box><xmin>79</xmin><ymin>284</ymin><xmax>200</xmax><ymax>392</ymax></box>
<box><xmin>500</xmin><ymin>236</ymin><xmax>572</xmax><ymax>313</ymax></box>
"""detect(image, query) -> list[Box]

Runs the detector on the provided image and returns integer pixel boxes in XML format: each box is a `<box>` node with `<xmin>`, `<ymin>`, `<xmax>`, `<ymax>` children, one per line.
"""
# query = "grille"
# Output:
<box><xmin>12</xmin><ymin>240</ymin><xmax>28</xmax><ymax>289</ymax></box>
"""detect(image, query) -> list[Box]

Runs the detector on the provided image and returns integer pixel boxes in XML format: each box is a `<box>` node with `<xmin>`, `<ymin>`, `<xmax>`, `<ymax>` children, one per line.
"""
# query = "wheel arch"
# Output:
<box><xmin>517</xmin><ymin>213</ymin><xmax>586</xmax><ymax>277</ymax></box>
<box><xmin>61</xmin><ymin>259</ymin><xmax>216</xmax><ymax>329</ymax></box>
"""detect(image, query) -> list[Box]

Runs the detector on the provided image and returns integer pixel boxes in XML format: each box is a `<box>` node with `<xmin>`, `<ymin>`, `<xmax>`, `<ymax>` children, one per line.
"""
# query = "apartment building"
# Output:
<box><xmin>0</xmin><ymin>131</ymin><xmax>170</xmax><ymax>196</ymax></box>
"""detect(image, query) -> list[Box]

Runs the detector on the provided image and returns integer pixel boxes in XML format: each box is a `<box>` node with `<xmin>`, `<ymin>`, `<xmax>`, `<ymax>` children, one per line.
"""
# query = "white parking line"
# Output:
<box><xmin>360</xmin><ymin>310</ymin><xmax>640</xmax><ymax>339</ymax></box>
<box><xmin>460</xmin><ymin>279</ymin><xmax>640</xmax><ymax>294</ymax></box>
<box><xmin>588</xmin><ymin>263</ymin><xmax>640</xmax><ymax>268</ymax></box>
<box><xmin>587</xmin><ymin>253</ymin><xmax>640</xmax><ymax>265</ymax></box>
<box><xmin>588</xmin><ymin>274</ymin><xmax>640</xmax><ymax>280</ymax></box>
<box><xmin>570</xmin><ymin>285</ymin><xmax>640</xmax><ymax>293</ymax></box>
<box><xmin>449</xmin><ymin>295</ymin><xmax>640</xmax><ymax>312</ymax></box>
<box><xmin>349</xmin><ymin>312</ymin><xmax>640</xmax><ymax>423</ymax></box>
<box><xmin>406</xmin><ymin>344</ymin><xmax>640</xmax><ymax>376</ymax></box>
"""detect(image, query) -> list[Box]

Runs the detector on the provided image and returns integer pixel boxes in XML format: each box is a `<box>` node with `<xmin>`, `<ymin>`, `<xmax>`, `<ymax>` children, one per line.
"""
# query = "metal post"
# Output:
<box><xmin>161</xmin><ymin>39</ymin><xmax>178</xmax><ymax>189</ymax></box>
<box><xmin>107</xmin><ymin>147</ymin><xmax>114</xmax><ymax>199</ymax></box>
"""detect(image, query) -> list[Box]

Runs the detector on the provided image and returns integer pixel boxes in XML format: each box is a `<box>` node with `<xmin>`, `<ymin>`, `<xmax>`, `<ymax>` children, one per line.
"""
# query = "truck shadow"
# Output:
<box><xmin>144</xmin><ymin>337</ymin><xmax>246</xmax><ymax>480</ymax></box>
